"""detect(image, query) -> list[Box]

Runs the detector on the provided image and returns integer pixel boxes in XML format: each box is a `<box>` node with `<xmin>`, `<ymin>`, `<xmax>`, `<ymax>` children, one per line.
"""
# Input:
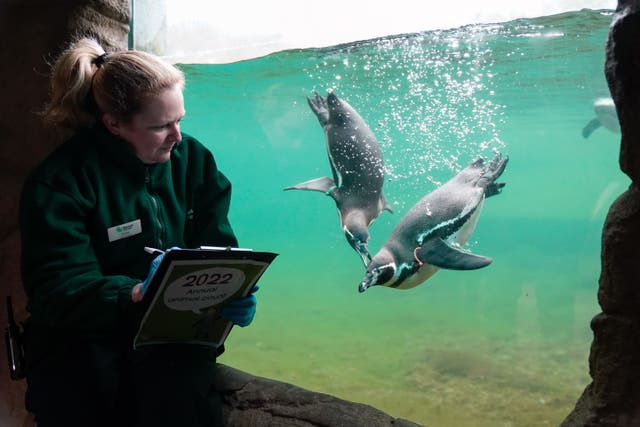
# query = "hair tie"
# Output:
<box><xmin>93</xmin><ymin>52</ymin><xmax>109</xmax><ymax>68</ymax></box>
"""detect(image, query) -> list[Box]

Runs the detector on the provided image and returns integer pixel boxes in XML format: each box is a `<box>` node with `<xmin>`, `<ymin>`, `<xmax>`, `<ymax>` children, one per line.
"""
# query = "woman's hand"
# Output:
<box><xmin>221</xmin><ymin>285</ymin><xmax>260</xmax><ymax>327</ymax></box>
<box><xmin>132</xmin><ymin>246</ymin><xmax>180</xmax><ymax>302</ymax></box>
<box><xmin>131</xmin><ymin>283</ymin><xmax>143</xmax><ymax>302</ymax></box>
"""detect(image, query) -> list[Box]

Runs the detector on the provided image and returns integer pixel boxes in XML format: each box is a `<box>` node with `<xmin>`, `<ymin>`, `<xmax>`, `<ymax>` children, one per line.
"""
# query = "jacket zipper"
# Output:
<box><xmin>145</xmin><ymin>168</ymin><xmax>165</xmax><ymax>249</ymax></box>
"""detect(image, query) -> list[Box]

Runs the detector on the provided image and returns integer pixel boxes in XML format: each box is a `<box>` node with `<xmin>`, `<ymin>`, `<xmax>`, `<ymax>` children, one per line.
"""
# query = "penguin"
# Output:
<box><xmin>285</xmin><ymin>91</ymin><xmax>392</xmax><ymax>266</ymax></box>
<box><xmin>358</xmin><ymin>152</ymin><xmax>508</xmax><ymax>293</ymax></box>
<box><xmin>582</xmin><ymin>97</ymin><xmax>620</xmax><ymax>138</ymax></box>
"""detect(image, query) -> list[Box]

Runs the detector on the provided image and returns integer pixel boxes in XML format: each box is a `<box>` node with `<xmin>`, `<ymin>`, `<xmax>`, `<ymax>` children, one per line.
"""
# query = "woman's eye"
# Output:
<box><xmin>157</xmin><ymin>120</ymin><xmax>181</xmax><ymax>129</ymax></box>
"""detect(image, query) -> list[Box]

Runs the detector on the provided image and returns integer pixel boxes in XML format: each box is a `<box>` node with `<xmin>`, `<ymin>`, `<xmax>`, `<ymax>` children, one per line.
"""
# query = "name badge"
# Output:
<box><xmin>107</xmin><ymin>219</ymin><xmax>142</xmax><ymax>242</ymax></box>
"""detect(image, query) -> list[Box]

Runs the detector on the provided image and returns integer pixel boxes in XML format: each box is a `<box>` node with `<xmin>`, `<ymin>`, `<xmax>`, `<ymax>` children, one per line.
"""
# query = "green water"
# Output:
<box><xmin>179</xmin><ymin>9</ymin><xmax>627</xmax><ymax>426</ymax></box>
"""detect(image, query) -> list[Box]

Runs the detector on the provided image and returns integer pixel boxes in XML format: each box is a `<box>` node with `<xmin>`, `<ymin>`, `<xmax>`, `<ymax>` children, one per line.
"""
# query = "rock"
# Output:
<box><xmin>561</xmin><ymin>1</ymin><xmax>640</xmax><ymax>426</ymax></box>
<box><xmin>214</xmin><ymin>364</ymin><xmax>424</xmax><ymax>427</ymax></box>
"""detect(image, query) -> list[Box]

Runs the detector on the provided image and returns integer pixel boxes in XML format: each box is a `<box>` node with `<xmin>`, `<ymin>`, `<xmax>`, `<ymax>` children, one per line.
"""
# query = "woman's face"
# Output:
<box><xmin>103</xmin><ymin>84</ymin><xmax>185</xmax><ymax>164</ymax></box>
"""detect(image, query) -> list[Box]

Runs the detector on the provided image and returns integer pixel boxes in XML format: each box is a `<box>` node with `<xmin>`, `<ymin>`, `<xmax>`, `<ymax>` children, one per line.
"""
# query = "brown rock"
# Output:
<box><xmin>215</xmin><ymin>364</ymin><xmax>423</xmax><ymax>427</ymax></box>
<box><xmin>562</xmin><ymin>1</ymin><xmax>640</xmax><ymax>426</ymax></box>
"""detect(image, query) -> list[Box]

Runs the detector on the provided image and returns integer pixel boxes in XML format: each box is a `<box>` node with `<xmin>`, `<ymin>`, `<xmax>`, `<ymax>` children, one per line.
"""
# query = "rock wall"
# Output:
<box><xmin>561</xmin><ymin>1</ymin><xmax>640</xmax><ymax>426</ymax></box>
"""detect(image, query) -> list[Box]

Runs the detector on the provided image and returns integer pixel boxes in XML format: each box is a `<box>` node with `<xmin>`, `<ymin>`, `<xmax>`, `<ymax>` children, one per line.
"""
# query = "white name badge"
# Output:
<box><xmin>107</xmin><ymin>219</ymin><xmax>142</xmax><ymax>242</ymax></box>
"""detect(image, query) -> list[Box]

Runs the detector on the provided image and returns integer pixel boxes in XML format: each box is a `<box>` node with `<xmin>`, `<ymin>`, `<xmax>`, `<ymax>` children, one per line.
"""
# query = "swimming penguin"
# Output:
<box><xmin>582</xmin><ymin>97</ymin><xmax>620</xmax><ymax>138</ymax></box>
<box><xmin>359</xmin><ymin>153</ymin><xmax>508</xmax><ymax>293</ymax></box>
<box><xmin>284</xmin><ymin>91</ymin><xmax>392</xmax><ymax>266</ymax></box>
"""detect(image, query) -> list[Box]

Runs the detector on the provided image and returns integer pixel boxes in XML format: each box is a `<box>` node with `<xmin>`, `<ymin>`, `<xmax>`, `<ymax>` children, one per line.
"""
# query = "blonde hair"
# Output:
<box><xmin>44</xmin><ymin>38</ymin><xmax>185</xmax><ymax>131</ymax></box>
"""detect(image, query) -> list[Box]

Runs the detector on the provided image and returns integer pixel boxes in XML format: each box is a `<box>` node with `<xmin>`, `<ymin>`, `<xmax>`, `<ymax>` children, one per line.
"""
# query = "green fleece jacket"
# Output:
<box><xmin>19</xmin><ymin>126</ymin><xmax>238</xmax><ymax>337</ymax></box>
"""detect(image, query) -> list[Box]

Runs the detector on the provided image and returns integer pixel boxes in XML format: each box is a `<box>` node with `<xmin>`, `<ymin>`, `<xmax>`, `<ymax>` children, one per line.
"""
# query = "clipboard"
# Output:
<box><xmin>134</xmin><ymin>247</ymin><xmax>278</xmax><ymax>349</ymax></box>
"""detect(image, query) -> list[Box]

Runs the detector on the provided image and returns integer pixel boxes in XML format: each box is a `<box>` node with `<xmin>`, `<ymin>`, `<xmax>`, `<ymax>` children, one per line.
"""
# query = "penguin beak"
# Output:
<box><xmin>358</xmin><ymin>264</ymin><xmax>395</xmax><ymax>293</ymax></box>
<box><xmin>359</xmin><ymin>268</ymin><xmax>381</xmax><ymax>293</ymax></box>
<box><xmin>354</xmin><ymin>241</ymin><xmax>372</xmax><ymax>267</ymax></box>
<box><xmin>344</xmin><ymin>226</ymin><xmax>372</xmax><ymax>267</ymax></box>
<box><xmin>359</xmin><ymin>272</ymin><xmax>375</xmax><ymax>293</ymax></box>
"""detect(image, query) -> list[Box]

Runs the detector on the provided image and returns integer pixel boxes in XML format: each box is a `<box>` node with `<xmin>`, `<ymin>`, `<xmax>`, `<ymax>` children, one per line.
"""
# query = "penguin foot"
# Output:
<box><xmin>478</xmin><ymin>153</ymin><xmax>508</xmax><ymax>192</ymax></box>
<box><xmin>307</xmin><ymin>92</ymin><xmax>329</xmax><ymax>127</ymax></box>
<box><xmin>413</xmin><ymin>247</ymin><xmax>424</xmax><ymax>266</ymax></box>
<box><xmin>485</xmin><ymin>181</ymin><xmax>506</xmax><ymax>198</ymax></box>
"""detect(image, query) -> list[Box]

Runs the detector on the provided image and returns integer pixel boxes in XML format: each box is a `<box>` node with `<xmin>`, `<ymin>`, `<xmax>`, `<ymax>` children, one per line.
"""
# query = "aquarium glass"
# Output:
<box><xmin>178</xmin><ymin>9</ymin><xmax>625</xmax><ymax>426</ymax></box>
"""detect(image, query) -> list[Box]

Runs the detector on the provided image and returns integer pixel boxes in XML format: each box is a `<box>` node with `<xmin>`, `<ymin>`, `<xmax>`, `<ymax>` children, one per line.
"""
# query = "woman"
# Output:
<box><xmin>19</xmin><ymin>38</ymin><xmax>255</xmax><ymax>426</ymax></box>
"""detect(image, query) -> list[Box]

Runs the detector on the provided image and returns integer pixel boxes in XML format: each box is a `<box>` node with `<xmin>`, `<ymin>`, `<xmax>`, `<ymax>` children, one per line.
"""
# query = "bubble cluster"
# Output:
<box><xmin>303</xmin><ymin>25</ymin><xmax>507</xmax><ymax>204</ymax></box>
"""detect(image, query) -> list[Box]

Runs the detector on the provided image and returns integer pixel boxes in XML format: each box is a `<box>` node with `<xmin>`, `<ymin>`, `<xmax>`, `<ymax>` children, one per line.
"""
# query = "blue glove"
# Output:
<box><xmin>140</xmin><ymin>247</ymin><xmax>180</xmax><ymax>295</ymax></box>
<box><xmin>221</xmin><ymin>285</ymin><xmax>259</xmax><ymax>327</ymax></box>
<box><xmin>141</xmin><ymin>253</ymin><xmax>163</xmax><ymax>295</ymax></box>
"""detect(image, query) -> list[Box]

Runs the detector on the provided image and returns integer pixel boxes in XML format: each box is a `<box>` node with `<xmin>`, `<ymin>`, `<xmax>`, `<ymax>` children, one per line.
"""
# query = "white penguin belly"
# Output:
<box><xmin>395</xmin><ymin>264</ymin><xmax>440</xmax><ymax>289</ymax></box>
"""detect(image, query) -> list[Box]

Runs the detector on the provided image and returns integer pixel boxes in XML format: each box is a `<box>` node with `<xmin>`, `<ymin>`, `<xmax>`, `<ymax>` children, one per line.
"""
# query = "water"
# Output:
<box><xmin>178</xmin><ymin>9</ymin><xmax>626</xmax><ymax>426</ymax></box>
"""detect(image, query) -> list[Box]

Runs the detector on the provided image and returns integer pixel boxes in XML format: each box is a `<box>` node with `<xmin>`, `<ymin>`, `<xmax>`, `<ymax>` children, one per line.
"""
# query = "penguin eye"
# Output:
<box><xmin>375</xmin><ymin>264</ymin><xmax>395</xmax><ymax>283</ymax></box>
<box><xmin>382</xmin><ymin>267</ymin><xmax>395</xmax><ymax>282</ymax></box>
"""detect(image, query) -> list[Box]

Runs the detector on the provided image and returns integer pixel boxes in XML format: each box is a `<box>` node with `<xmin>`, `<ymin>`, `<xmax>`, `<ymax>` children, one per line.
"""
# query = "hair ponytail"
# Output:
<box><xmin>44</xmin><ymin>38</ymin><xmax>105</xmax><ymax>130</ymax></box>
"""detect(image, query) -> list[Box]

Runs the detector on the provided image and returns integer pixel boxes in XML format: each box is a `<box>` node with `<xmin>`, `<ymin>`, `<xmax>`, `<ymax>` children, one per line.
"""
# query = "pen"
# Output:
<box><xmin>144</xmin><ymin>246</ymin><xmax>165</xmax><ymax>256</ymax></box>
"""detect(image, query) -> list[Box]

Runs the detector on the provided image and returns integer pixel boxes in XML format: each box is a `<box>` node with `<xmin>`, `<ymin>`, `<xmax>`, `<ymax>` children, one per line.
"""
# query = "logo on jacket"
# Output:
<box><xmin>107</xmin><ymin>219</ymin><xmax>142</xmax><ymax>242</ymax></box>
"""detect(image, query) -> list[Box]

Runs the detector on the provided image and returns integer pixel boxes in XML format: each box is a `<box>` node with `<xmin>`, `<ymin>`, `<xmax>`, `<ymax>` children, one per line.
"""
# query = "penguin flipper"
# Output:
<box><xmin>582</xmin><ymin>118</ymin><xmax>602</xmax><ymax>139</ymax></box>
<box><xmin>283</xmin><ymin>177</ymin><xmax>336</xmax><ymax>194</ymax></box>
<box><xmin>416</xmin><ymin>238</ymin><xmax>493</xmax><ymax>270</ymax></box>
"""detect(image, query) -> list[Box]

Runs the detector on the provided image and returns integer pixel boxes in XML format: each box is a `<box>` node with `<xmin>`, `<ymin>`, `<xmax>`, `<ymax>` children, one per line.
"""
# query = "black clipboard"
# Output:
<box><xmin>134</xmin><ymin>247</ymin><xmax>278</xmax><ymax>349</ymax></box>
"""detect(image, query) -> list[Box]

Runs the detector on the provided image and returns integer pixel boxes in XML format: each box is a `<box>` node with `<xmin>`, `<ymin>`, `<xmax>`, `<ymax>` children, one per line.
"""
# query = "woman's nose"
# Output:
<box><xmin>171</xmin><ymin>122</ymin><xmax>182</xmax><ymax>142</ymax></box>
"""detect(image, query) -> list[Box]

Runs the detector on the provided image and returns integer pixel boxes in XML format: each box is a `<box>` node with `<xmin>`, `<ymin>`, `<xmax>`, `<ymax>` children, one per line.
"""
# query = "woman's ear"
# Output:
<box><xmin>102</xmin><ymin>113</ymin><xmax>121</xmax><ymax>136</ymax></box>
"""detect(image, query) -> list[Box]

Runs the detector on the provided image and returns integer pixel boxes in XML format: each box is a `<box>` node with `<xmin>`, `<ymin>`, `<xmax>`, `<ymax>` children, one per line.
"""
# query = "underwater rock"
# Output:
<box><xmin>214</xmin><ymin>364</ymin><xmax>424</xmax><ymax>427</ymax></box>
<box><xmin>562</xmin><ymin>1</ymin><xmax>640</xmax><ymax>426</ymax></box>
<box><xmin>563</xmin><ymin>186</ymin><xmax>640</xmax><ymax>427</ymax></box>
<box><xmin>604</xmin><ymin>0</ymin><xmax>640</xmax><ymax>183</ymax></box>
